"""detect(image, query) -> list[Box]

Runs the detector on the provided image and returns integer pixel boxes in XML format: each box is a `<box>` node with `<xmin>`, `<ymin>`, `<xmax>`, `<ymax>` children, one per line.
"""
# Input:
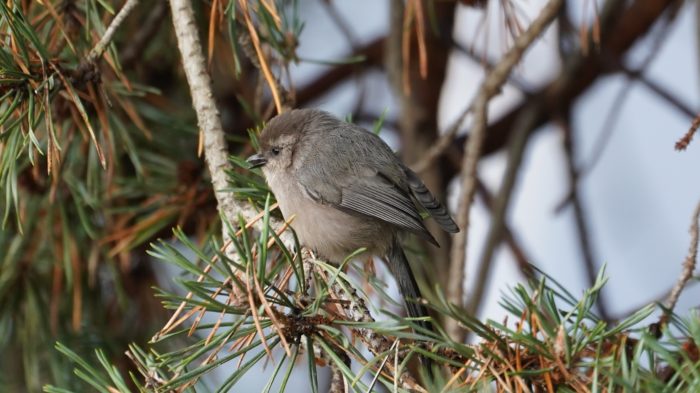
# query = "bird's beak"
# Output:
<box><xmin>247</xmin><ymin>153</ymin><xmax>267</xmax><ymax>169</ymax></box>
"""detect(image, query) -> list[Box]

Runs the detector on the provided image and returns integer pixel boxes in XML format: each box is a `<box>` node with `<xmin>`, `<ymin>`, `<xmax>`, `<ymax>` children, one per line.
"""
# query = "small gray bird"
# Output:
<box><xmin>247</xmin><ymin>108</ymin><xmax>459</xmax><ymax>330</ymax></box>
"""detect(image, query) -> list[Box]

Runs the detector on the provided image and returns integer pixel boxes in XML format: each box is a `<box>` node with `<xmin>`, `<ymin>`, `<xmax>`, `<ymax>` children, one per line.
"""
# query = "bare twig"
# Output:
<box><xmin>411</xmin><ymin>101</ymin><xmax>470</xmax><ymax>175</ymax></box>
<box><xmin>445</xmin><ymin>0</ymin><xmax>564</xmax><ymax>341</ymax></box>
<box><xmin>452</xmin><ymin>0</ymin><xmax>677</xmax><ymax>167</ymax></box>
<box><xmin>630</xmin><ymin>68</ymin><xmax>697</xmax><ymax>119</ymax></box>
<box><xmin>475</xmin><ymin>180</ymin><xmax>534</xmax><ymax>280</ymax></box>
<box><xmin>663</xmin><ymin>200</ymin><xmax>700</xmax><ymax>316</ymax></box>
<box><xmin>580</xmin><ymin>11</ymin><xmax>680</xmax><ymax>174</ymax></box>
<box><xmin>449</xmin><ymin>37</ymin><xmax>532</xmax><ymax>92</ymax></box>
<box><xmin>87</xmin><ymin>0</ymin><xmax>140</xmax><ymax>63</ymax></box>
<box><xmin>576</xmin><ymin>80</ymin><xmax>633</xmax><ymax>177</ymax></box>
<box><xmin>559</xmin><ymin>116</ymin><xmax>610</xmax><ymax>321</ymax></box>
<box><xmin>410</xmin><ymin>11</ymin><xmax>533</xmax><ymax>175</ymax></box>
<box><xmin>676</xmin><ymin>113</ymin><xmax>700</xmax><ymax>151</ymax></box>
<box><xmin>297</xmin><ymin>37</ymin><xmax>384</xmax><ymax>106</ymax></box>
<box><xmin>321</xmin><ymin>0</ymin><xmax>369</xmax><ymax>117</ymax></box>
<box><xmin>466</xmin><ymin>103</ymin><xmax>539</xmax><ymax>318</ymax></box>
<box><xmin>321</xmin><ymin>0</ymin><xmax>359</xmax><ymax>49</ymax></box>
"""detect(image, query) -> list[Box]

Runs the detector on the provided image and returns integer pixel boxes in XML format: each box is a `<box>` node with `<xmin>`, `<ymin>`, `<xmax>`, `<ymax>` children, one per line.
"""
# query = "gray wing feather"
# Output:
<box><xmin>339</xmin><ymin>178</ymin><xmax>434</xmax><ymax>240</ymax></box>
<box><xmin>403</xmin><ymin>166</ymin><xmax>459</xmax><ymax>233</ymax></box>
<box><xmin>295</xmin><ymin>116</ymin><xmax>443</xmax><ymax>243</ymax></box>
<box><xmin>302</xmin><ymin>173</ymin><xmax>438</xmax><ymax>245</ymax></box>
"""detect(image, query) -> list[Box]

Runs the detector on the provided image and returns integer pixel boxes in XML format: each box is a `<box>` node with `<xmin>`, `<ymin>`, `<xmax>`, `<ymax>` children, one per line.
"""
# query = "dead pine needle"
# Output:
<box><xmin>246</xmin><ymin>262</ymin><xmax>275</xmax><ymax>363</ymax></box>
<box><xmin>156</xmin><ymin>203</ymin><xmax>279</xmax><ymax>339</ymax></box>
<box><xmin>239</xmin><ymin>0</ymin><xmax>284</xmax><ymax>114</ymax></box>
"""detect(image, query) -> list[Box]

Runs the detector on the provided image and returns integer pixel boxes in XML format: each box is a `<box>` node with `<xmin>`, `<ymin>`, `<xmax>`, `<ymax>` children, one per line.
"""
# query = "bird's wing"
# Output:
<box><xmin>402</xmin><ymin>166</ymin><xmax>460</xmax><ymax>233</ymax></box>
<box><xmin>300</xmin><ymin>170</ymin><xmax>438</xmax><ymax>245</ymax></box>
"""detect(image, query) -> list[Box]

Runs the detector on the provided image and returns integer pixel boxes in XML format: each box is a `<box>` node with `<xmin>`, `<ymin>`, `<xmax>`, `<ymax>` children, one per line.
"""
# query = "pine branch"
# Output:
<box><xmin>168</xmin><ymin>0</ymin><xmax>267</xmax><ymax>246</ymax></box>
<box><xmin>87</xmin><ymin>0</ymin><xmax>141</xmax><ymax>63</ymax></box>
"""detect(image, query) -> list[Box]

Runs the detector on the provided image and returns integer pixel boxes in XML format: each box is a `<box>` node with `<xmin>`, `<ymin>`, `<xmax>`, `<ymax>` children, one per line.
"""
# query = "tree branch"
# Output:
<box><xmin>662</xmin><ymin>199</ymin><xmax>700</xmax><ymax>320</ymax></box>
<box><xmin>296</xmin><ymin>38</ymin><xmax>384</xmax><ymax>107</ymax></box>
<box><xmin>446</xmin><ymin>0</ymin><xmax>564</xmax><ymax>341</ymax></box>
<box><xmin>466</xmin><ymin>103</ymin><xmax>539</xmax><ymax>318</ymax></box>
<box><xmin>476</xmin><ymin>180</ymin><xmax>535</xmax><ymax>280</ymax></box>
<box><xmin>453</xmin><ymin>0</ymin><xmax>680</xmax><ymax>162</ymax></box>
<box><xmin>311</xmin><ymin>253</ymin><xmax>425</xmax><ymax>391</ymax></box>
<box><xmin>88</xmin><ymin>0</ymin><xmax>140</xmax><ymax>63</ymax></box>
<box><xmin>168</xmin><ymin>0</ymin><xmax>260</xmax><ymax>252</ymax></box>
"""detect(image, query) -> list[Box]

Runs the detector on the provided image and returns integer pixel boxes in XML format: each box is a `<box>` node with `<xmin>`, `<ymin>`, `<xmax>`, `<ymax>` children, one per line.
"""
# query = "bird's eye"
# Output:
<box><xmin>271</xmin><ymin>147</ymin><xmax>281</xmax><ymax>155</ymax></box>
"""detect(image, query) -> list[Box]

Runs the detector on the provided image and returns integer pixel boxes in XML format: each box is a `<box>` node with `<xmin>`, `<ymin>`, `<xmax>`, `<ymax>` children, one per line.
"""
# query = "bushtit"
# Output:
<box><xmin>247</xmin><ymin>109</ymin><xmax>459</xmax><ymax>330</ymax></box>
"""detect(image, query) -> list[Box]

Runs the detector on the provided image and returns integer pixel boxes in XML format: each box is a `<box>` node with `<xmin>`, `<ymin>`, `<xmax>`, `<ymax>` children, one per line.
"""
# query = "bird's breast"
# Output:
<box><xmin>264</xmin><ymin>170</ymin><xmax>391</xmax><ymax>262</ymax></box>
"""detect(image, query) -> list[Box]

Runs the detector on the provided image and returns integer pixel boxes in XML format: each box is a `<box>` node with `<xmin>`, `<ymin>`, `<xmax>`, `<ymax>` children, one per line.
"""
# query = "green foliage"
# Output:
<box><xmin>0</xmin><ymin>1</ymin><xmax>210</xmax><ymax>389</ymax></box>
<box><xmin>2</xmin><ymin>0</ymin><xmax>313</xmax><ymax>388</ymax></box>
<box><xmin>45</xmin><ymin>219</ymin><xmax>700</xmax><ymax>392</ymax></box>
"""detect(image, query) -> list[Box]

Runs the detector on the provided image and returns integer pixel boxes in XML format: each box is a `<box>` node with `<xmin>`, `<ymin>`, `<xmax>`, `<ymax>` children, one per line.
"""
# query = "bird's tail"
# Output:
<box><xmin>385</xmin><ymin>237</ymin><xmax>437</xmax><ymax>381</ymax></box>
<box><xmin>385</xmin><ymin>237</ymin><xmax>433</xmax><ymax>333</ymax></box>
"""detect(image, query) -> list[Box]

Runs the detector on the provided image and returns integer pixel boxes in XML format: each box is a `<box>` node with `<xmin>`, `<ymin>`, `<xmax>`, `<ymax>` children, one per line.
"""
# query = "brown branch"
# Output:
<box><xmin>453</xmin><ymin>0</ymin><xmax>679</xmax><ymax>162</ymax></box>
<box><xmin>579</xmin><ymin>4</ymin><xmax>687</xmax><ymax>159</ymax></box>
<box><xmin>475</xmin><ymin>180</ymin><xmax>534</xmax><ymax>280</ymax></box>
<box><xmin>627</xmin><ymin>68</ymin><xmax>697</xmax><ymax>120</ymax></box>
<box><xmin>296</xmin><ymin>37</ymin><xmax>384</xmax><ymax>106</ymax></box>
<box><xmin>410</xmin><ymin>19</ymin><xmax>534</xmax><ymax>175</ymax></box>
<box><xmin>676</xmin><ymin>113</ymin><xmax>700</xmax><ymax>151</ymax></box>
<box><xmin>410</xmin><ymin>97</ymin><xmax>470</xmax><ymax>175</ymax></box>
<box><xmin>662</xmin><ymin>199</ymin><xmax>700</xmax><ymax>319</ymax></box>
<box><xmin>561</xmin><ymin>9</ymin><xmax>688</xmax><ymax>203</ymax></box>
<box><xmin>466</xmin><ymin>103</ymin><xmax>539</xmax><ymax>318</ymax></box>
<box><xmin>574</xmin><ymin>81</ymin><xmax>633</xmax><ymax>179</ymax></box>
<box><xmin>320</xmin><ymin>0</ymin><xmax>359</xmax><ymax>49</ymax></box>
<box><xmin>577</xmin><ymin>9</ymin><xmax>681</xmax><ymax>166</ymax></box>
<box><xmin>87</xmin><ymin>0</ymin><xmax>140</xmax><ymax>63</ymax></box>
<box><xmin>446</xmin><ymin>0</ymin><xmax>564</xmax><ymax>341</ymax></box>
<box><xmin>319</xmin><ymin>1</ymin><xmax>371</xmax><ymax>117</ymax></box>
